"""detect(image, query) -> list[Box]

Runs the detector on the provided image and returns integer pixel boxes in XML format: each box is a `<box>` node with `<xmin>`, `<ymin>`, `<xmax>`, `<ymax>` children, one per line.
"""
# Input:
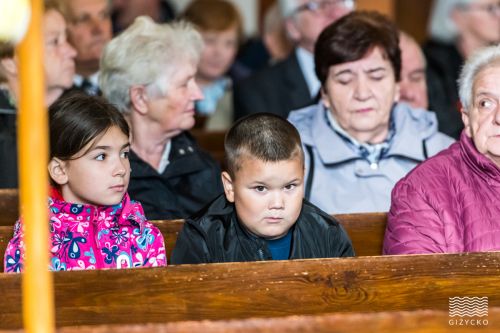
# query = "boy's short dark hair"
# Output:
<box><xmin>225</xmin><ymin>113</ymin><xmax>303</xmax><ymax>177</ymax></box>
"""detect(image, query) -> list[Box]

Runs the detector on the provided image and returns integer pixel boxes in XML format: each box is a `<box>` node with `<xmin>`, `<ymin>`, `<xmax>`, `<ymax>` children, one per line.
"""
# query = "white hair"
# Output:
<box><xmin>427</xmin><ymin>0</ymin><xmax>473</xmax><ymax>43</ymax></box>
<box><xmin>99</xmin><ymin>16</ymin><xmax>203</xmax><ymax>114</ymax></box>
<box><xmin>458</xmin><ymin>45</ymin><xmax>500</xmax><ymax>111</ymax></box>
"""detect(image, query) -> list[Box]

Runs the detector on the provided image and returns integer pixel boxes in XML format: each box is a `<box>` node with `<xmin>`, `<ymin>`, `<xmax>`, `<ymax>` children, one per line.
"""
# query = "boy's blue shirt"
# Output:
<box><xmin>266</xmin><ymin>229</ymin><xmax>293</xmax><ymax>260</ymax></box>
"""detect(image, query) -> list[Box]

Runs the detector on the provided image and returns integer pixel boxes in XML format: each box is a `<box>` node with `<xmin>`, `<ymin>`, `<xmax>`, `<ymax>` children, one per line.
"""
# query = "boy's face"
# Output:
<box><xmin>222</xmin><ymin>155</ymin><xmax>304</xmax><ymax>240</ymax></box>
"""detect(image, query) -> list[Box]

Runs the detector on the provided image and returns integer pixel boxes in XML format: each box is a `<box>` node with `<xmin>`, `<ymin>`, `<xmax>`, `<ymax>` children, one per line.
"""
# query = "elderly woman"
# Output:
<box><xmin>424</xmin><ymin>0</ymin><xmax>500</xmax><ymax>139</ymax></box>
<box><xmin>384</xmin><ymin>45</ymin><xmax>500</xmax><ymax>254</ymax></box>
<box><xmin>183</xmin><ymin>0</ymin><xmax>242</xmax><ymax>131</ymax></box>
<box><xmin>0</xmin><ymin>0</ymin><xmax>76</xmax><ymax>188</ymax></box>
<box><xmin>287</xmin><ymin>11</ymin><xmax>454</xmax><ymax>214</ymax></box>
<box><xmin>100</xmin><ymin>17</ymin><xmax>223</xmax><ymax>220</ymax></box>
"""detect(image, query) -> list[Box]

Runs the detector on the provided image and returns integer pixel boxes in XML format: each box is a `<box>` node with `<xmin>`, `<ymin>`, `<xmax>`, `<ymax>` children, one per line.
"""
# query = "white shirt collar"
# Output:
<box><xmin>73</xmin><ymin>72</ymin><xmax>100</xmax><ymax>88</ymax></box>
<box><xmin>157</xmin><ymin>141</ymin><xmax>172</xmax><ymax>174</ymax></box>
<box><xmin>295</xmin><ymin>47</ymin><xmax>321</xmax><ymax>98</ymax></box>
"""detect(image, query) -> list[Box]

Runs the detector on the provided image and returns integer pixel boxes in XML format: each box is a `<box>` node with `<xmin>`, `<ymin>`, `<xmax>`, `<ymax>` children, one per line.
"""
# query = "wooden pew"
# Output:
<box><xmin>0</xmin><ymin>252</ymin><xmax>498</xmax><ymax>329</ymax></box>
<box><xmin>0</xmin><ymin>189</ymin><xmax>18</xmax><ymax>227</ymax></box>
<box><xmin>0</xmin><ymin>226</ymin><xmax>12</xmax><ymax>272</ymax></box>
<box><xmin>5</xmin><ymin>308</ymin><xmax>500</xmax><ymax>333</ymax></box>
<box><xmin>0</xmin><ymin>214</ymin><xmax>386</xmax><ymax>273</ymax></box>
<box><xmin>191</xmin><ymin>130</ymin><xmax>226</xmax><ymax>168</ymax></box>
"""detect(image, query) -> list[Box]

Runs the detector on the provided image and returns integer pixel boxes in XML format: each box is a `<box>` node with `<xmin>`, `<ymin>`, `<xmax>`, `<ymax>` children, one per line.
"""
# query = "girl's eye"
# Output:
<box><xmin>120</xmin><ymin>151</ymin><xmax>129</xmax><ymax>159</ymax></box>
<box><xmin>284</xmin><ymin>184</ymin><xmax>296</xmax><ymax>191</ymax></box>
<box><xmin>95</xmin><ymin>154</ymin><xmax>105</xmax><ymax>161</ymax></box>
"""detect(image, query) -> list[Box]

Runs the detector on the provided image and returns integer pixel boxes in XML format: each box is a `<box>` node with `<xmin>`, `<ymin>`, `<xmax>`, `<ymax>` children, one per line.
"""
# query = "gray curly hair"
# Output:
<box><xmin>99</xmin><ymin>16</ymin><xmax>203</xmax><ymax>114</ymax></box>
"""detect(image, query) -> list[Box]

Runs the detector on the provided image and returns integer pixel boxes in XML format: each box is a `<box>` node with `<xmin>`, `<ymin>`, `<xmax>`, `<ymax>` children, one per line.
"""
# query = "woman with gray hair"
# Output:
<box><xmin>384</xmin><ymin>45</ymin><xmax>500</xmax><ymax>255</ymax></box>
<box><xmin>424</xmin><ymin>0</ymin><xmax>500</xmax><ymax>140</ymax></box>
<box><xmin>100</xmin><ymin>16</ymin><xmax>223</xmax><ymax>220</ymax></box>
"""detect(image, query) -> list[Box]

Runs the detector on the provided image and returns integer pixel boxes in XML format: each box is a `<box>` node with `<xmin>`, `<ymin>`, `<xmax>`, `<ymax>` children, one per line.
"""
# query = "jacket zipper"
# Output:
<box><xmin>257</xmin><ymin>248</ymin><xmax>266</xmax><ymax>261</ymax></box>
<box><xmin>93</xmin><ymin>208</ymin><xmax>105</xmax><ymax>268</ymax></box>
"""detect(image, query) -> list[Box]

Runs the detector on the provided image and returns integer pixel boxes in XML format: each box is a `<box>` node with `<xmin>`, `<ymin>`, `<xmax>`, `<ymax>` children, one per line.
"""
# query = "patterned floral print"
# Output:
<box><xmin>4</xmin><ymin>193</ymin><xmax>166</xmax><ymax>272</ymax></box>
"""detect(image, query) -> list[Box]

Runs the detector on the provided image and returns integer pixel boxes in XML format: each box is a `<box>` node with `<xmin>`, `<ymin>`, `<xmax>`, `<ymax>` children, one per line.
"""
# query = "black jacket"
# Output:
<box><xmin>0</xmin><ymin>90</ymin><xmax>18</xmax><ymax>188</ymax></box>
<box><xmin>171</xmin><ymin>194</ymin><xmax>355</xmax><ymax>264</ymax></box>
<box><xmin>423</xmin><ymin>39</ymin><xmax>464</xmax><ymax>139</ymax></box>
<box><xmin>128</xmin><ymin>132</ymin><xmax>223</xmax><ymax>220</ymax></box>
<box><xmin>233</xmin><ymin>50</ymin><xmax>314</xmax><ymax>120</ymax></box>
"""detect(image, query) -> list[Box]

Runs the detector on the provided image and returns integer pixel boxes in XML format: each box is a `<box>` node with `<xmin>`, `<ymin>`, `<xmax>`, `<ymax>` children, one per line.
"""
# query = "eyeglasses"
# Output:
<box><xmin>293</xmin><ymin>0</ymin><xmax>356</xmax><ymax>16</ymax></box>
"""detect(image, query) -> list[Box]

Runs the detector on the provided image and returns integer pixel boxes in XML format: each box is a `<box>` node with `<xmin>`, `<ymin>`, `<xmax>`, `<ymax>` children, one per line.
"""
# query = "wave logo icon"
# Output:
<box><xmin>449</xmin><ymin>297</ymin><xmax>488</xmax><ymax>317</ymax></box>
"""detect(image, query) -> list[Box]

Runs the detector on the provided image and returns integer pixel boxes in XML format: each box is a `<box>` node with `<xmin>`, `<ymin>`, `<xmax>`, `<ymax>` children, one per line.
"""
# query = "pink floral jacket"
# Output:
<box><xmin>4</xmin><ymin>193</ymin><xmax>166</xmax><ymax>272</ymax></box>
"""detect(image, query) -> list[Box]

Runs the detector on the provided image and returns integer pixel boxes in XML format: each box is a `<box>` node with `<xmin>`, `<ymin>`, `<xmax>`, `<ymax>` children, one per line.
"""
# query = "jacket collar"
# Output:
<box><xmin>311</xmin><ymin>103</ymin><xmax>431</xmax><ymax>165</ymax></box>
<box><xmin>460</xmin><ymin>131</ymin><xmax>500</xmax><ymax>187</ymax></box>
<box><xmin>130</xmin><ymin>132</ymin><xmax>210</xmax><ymax>177</ymax></box>
<box><xmin>48</xmin><ymin>192</ymin><xmax>142</xmax><ymax>225</ymax></box>
<box><xmin>283</xmin><ymin>51</ymin><xmax>314</xmax><ymax>110</ymax></box>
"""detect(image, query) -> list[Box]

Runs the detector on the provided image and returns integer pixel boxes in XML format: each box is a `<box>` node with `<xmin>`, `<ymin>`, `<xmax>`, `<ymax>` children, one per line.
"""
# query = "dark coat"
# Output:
<box><xmin>233</xmin><ymin>50</ymin><xmax>314</xmax><ymax>120</ymax></box>
<box><xmin>423</xmin><ymin>39</ymin><xmax>464</xmax><ymax>139</ymax></box>
<box><xmin>171</xmin><ymin>194</ymin><xmax>355</xmax><ymax>264</ymax></box>
<box><xmin>128</xmin><ymin>132</ymin><xmax>223</xmax><ymax>220</ymax></box>
<box><xmin>0</xmin><ymin>90</ymin><xmax>18</xmax><ymax>188</ymax></box>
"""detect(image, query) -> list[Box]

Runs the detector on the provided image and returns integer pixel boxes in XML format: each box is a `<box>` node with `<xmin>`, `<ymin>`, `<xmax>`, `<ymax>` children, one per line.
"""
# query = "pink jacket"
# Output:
<box><xmin>384</xmin><ymin>132</ymin><xmax>500</xmax><ymax>254</ymax></box>
<box><xmin>4</xmin><ymin>193</ymin><xmax>166</xmax><ymax>272</ymax></box>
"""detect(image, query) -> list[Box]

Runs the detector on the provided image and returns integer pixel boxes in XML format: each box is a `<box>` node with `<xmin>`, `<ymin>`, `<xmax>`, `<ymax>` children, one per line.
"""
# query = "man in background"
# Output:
<box><xmin>399</xmin><ymin>31</ymin><xmax>428</xmax><ymax>109</ymax></box>
<box><xmin>66</xmin><ymin>0</ymin><xmax>112</xmax><ymax>96</ymax></box>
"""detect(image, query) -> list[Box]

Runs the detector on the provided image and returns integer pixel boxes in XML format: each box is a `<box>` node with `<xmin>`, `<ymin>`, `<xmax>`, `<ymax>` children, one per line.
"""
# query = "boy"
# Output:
<box><xmin>171</xmin><ymin>113</ymin><xmax>354</xmax><ymax>264</ymax></box>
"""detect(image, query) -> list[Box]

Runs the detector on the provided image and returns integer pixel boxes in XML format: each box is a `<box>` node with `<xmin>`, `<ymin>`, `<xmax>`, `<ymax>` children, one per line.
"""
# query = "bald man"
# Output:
<box><xmin>399</xmin><ymin>31</ymin><xmax>428</xmax><ymax>110</ymax></box>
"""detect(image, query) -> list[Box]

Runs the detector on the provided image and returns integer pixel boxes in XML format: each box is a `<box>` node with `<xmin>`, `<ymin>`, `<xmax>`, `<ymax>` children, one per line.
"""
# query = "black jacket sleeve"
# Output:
<box><xmin>329</xmin><ymin>224</ymin><xmax>356</xmax><ymax>257</ymax></box>
<box><xmin>170</xmin><ymin>221</ymin><xmax>211</xmax><ymax>265</ymax></box>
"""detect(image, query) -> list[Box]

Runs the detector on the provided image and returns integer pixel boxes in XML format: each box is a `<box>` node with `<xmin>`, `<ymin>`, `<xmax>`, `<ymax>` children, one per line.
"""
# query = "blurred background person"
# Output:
<box><xmin>111</xmin><ymin>0</ymin><xmax>175</xmax><ymax>34</ymax></box>
<box><xmin>234</xmin><ymin>0</ymin><xmax>355</xmax><ymax>120</ymax></box>
<box><xmin>182</xmin><ymin>0</ymin><xmax>242</xmax><ymax>131</ymax></box>
<box><xmin>0</xmin><ymin>0</ymin><xmax>76</xmax><ymax>188</ymax></box>
<box><xmin>230</xmin><ymin>2</ymin><xmax>294</xmax><ymax>83</ymax></box>
<box><xmin>100</xmin><ymin>17</ymin><xmax>223</xmax><ymax>220</ymax></box>
<box><xmin>399</xmin><ymin>31</ymin><xmax>428</xmax><ymax>110</ymax></box>
<box><xmin>65</xmin><ymin>0</ymin><xmax>112</xmax><ymax>96</ymax></box>
<box><xmin>262</xmin><ymin>3</ymin><xmax>294</xmax><ymax>64</ymax></box>
<box><xmin>424</xmin><ymin>0</ymin><xmax>500</xmax><ymax>139</ymax></box>
<box><xmin>288</xmin><ymin>11</ymin><xmax>454</xmax><ymax>214</ymax></box>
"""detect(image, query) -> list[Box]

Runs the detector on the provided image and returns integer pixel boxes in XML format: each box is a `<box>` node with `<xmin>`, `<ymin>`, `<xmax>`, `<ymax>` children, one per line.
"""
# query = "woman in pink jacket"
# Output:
<box><xmin>4</xmin><ymin>94</ymin><xmax>166</xmax><ymax>272</ymax></box>
<box><xmin>384</xmin><ymin>45</ymin><xmax>500</xmax><ymax>254</ymax></box>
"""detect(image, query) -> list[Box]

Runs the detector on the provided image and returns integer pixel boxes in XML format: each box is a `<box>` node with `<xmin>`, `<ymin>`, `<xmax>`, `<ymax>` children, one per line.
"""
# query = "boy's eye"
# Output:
<box><xmin>254</xmin><ymin>186</ymin><xmax>266</xmax><ymax>193</ymax></box>
<box><xmin>120</xmin><ymin>151</ymin><xmax>129</xmax><ymax>159</ymax></box>
<box><xmin>284</xmin><ymin>184</ymin><xmax>296</xmax><ymax>191</ymax></box>
<box><xmin>95</xmin><ymin>153</ymin><xmax>105</xmax><ymax>161</ymax></box>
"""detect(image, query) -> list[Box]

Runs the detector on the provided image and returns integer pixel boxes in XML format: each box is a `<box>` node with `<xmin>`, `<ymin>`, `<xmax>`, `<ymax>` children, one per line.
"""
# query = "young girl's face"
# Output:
<box><xmin>56</xmin><ymin>125</ymin><xmax>130</xmax><ymax>206</ymax></box>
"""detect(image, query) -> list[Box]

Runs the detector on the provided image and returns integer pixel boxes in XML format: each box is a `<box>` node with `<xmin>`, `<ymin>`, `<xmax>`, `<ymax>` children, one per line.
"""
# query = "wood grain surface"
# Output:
<box><xmin>0</xmin><ymin>251</ymin><xmax>498</xmax><ymax>329</ymax></box>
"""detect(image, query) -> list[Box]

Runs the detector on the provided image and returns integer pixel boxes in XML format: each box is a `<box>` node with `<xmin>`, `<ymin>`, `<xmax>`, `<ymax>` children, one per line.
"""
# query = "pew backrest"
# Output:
<box><xmin>0</xmin><ymin>251</ymin><xmax>498</xmax><ymax>329</ymax></box>
<box><xmin>191</xmin><ymin>130</ymin><xmax>226</xmax><ymax>168</ymax></box>
<box><xmin>151</xmin><ymin>213</ymin><xmax>387</xmax><ymax>261</ymax></box>
<box><xmin>0</xmin><ymin>189</ymin><xmax>18</xmax><ymax>226</ymax></box>
<box><xmin>0</xmin><ymin>214</ymin><xmax>387</xmax><ymax>272</ymax></box>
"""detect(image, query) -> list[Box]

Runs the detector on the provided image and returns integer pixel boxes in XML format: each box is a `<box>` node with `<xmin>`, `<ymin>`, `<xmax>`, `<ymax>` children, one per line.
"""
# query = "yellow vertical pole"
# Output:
<box><xmin>17</xmin><ymin>0</ymin><xmax>55</xmax><ymax>331</ymax></box>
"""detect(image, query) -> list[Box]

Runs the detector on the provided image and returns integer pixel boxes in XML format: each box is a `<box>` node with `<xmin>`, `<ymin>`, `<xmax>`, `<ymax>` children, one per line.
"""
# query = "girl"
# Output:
<box><xmin>4</xmin><ymin>94</ymin><xmax>166</xmax><ymax>272</ymax></box>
